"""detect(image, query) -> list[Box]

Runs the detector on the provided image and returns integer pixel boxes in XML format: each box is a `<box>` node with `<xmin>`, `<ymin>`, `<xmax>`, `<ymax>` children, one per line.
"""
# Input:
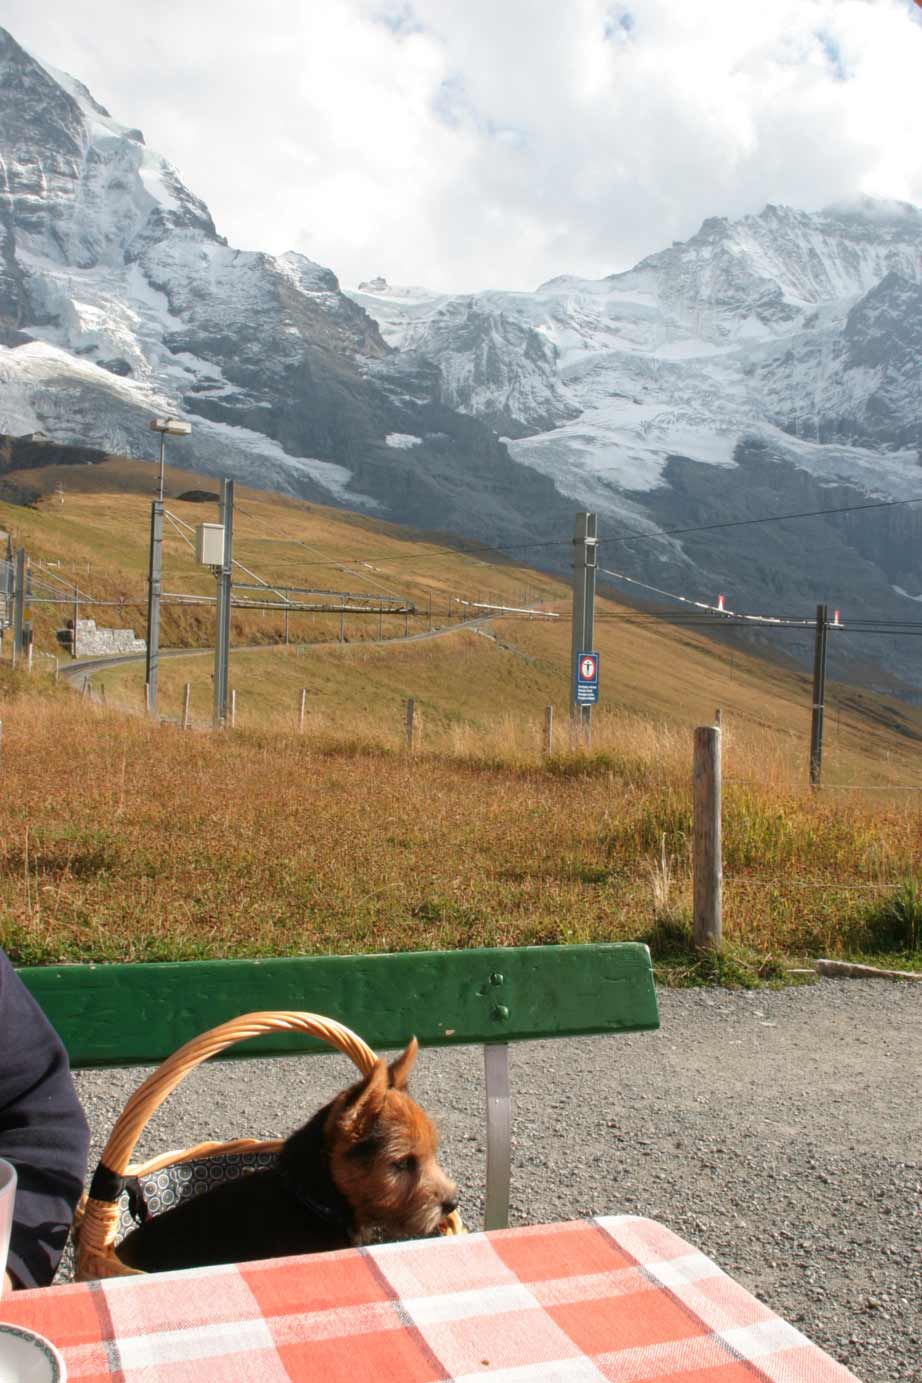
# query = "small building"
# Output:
<box><xmin>57</xmin><ymin>619</ymin><xmax>146</xmax><ymax>658</ymax></box>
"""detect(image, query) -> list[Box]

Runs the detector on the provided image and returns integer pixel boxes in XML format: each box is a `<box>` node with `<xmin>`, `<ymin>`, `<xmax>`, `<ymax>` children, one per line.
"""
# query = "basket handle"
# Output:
<box><xmin>99</xmin><ymin>1011</ymin><xmax>378</xmax><ymax>1177</ymax></box>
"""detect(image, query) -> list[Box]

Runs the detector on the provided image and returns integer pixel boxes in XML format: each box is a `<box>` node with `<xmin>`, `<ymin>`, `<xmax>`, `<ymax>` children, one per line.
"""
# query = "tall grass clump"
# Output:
<box><xmin>2</xmin><ymin>677</ymin><xmax>921</xmax><ymax>978</ymax></box>
<box><xmin>857</xmin><ymin>880</ymin><xmax>922</xmax><ymax>954</ymax></box>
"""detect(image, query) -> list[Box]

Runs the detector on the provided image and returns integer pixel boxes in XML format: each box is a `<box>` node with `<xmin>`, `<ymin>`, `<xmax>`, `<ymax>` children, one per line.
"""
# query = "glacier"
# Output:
<box><xmin>2</xmin><ymin>21</ymin><xmax>922</xmax><ymax>692</ymax></box>
<box><xmin>0</xmin><ymin>24</ymin><xmax>562</xmax><ymax>543</ymax></box>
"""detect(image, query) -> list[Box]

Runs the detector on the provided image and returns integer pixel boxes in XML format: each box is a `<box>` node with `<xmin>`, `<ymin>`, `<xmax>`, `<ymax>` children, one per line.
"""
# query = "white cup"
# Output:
<box><xmin>0</xmin><ymin>1160</ymin><xmax>17</xmax><ymax>1290</ymax></box>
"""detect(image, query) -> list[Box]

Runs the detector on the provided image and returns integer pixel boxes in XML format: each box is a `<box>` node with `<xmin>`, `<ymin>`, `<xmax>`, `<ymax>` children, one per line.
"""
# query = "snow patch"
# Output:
<box><xmin>385</xmin><ymin>432</ymin><xmax>423</xmax><ymax>449</ymax></box>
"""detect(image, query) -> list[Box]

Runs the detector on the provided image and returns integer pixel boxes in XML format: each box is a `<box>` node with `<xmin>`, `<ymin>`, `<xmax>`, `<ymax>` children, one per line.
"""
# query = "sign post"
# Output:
<box><xmin>569</xmin><ymin>512</ymin><xmax>599</xmax><ymax>743</ymax></box>
<box><xmin>575</xmin><ymin>651</ymin><xmax>600</xmax><ymax>707</ymax></box>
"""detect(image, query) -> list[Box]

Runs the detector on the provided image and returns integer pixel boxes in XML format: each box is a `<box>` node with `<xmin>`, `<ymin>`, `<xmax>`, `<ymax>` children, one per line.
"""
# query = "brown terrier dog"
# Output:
<box><xmin>117</xmin><ymin>1038</ymin><xmax>457</xmax><ymax>1273</ymax></box>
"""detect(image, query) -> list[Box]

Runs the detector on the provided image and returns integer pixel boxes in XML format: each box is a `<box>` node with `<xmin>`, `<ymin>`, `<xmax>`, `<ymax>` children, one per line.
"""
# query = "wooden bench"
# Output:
<box><xmin>17</xmin><ymin>942</ymin><xmax>659</xmax><ymax>1230</ymax></box>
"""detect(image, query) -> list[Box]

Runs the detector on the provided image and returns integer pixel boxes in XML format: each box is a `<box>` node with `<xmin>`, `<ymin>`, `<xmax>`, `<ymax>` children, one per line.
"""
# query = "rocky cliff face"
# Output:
<box><xmin>3</xmin><ymin>24</ymin><xmax>922</xmax><ymax>692</ymax></box>
<box><xmin>0</xmin><ymin>26</ymin><xmax>564</xmax><ymax>543</ymax></box>
<box><xmin>349</xmin><ymin>200</ymin><xmax>922</xmax><ymax>693</ymax></box>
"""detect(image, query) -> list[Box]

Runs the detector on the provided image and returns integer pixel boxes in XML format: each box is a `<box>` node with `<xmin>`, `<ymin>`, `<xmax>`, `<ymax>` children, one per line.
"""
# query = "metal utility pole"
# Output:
<box><xmin>213</xmin><ymin>479</ymin><xmax>234</xmax><ymax>728</ymax></box>
<box><xmin>12</xmin><ymin>548</ymin><xmax>25</xmax><ymax>666</ymax></box>
<box><xmin>144</xmin><ymin>501</ymin><xmax>164</xmax><ymax>713</ymax></box>
<box><xmin>145</xmin><ymin>418</ymin><xmax>191</xmax><ymax>717</ymax></box>
<box><xmin>0</xmin><ymin>534</ymin><xmax>12</xmax><ymax>643</ymax></box>
<box><xmin>569</xmin><ymin>512</ymin><xmax>599</xmax><ymax>740</ymax></box>
<box><xmin>809</xmin><ymin>603</ymin><xmax>828</xmax><ymax>788</ymax></box>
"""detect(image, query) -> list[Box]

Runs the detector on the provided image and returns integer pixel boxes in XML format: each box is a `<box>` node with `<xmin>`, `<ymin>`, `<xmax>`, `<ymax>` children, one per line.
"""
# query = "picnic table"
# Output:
<box><xmin>0</xmin><ymin>1216</ymin><xmax>859</xmax><ymax>1382</ymax></box>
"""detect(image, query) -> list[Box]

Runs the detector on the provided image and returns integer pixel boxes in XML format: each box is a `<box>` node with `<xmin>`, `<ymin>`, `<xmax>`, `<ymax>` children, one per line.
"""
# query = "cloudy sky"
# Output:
<box><xmin>7</xmin><ymin>0</ymin><xmax>922</xmax><ymax>291</ymax></box>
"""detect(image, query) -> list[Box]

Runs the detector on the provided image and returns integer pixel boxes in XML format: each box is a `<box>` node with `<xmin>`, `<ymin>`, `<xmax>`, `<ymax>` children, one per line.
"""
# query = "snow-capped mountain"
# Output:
<box><xmin>0</xmin><ymin>26</ymin><xmax>563</xmax><ymax>543</ymax></box>
<box><xmin>348</xmin><ymin>203</ymin><xmax>922</xmax><ymax>694</ymax></box>
<box><xmin>349</xmin><ymin>201</ymin><xmax>922</xmax><ymax>497</ymax></box>
<box><xmin>3</xmin><ymin>22</ymin><xmax>922</xmax><ymax>693</ymax></box>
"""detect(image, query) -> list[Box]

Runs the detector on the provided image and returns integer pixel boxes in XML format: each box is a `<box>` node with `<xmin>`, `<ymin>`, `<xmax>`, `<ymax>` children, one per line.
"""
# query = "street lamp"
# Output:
<box><xmin>148</xmin><ymin>417</ymin><xmax>192</xmax><ymax>502</ymax></box>
<box><xmin>145</xmin><ymin>417</ymin><xmax>191</xmax><ymax>716</ymax></box>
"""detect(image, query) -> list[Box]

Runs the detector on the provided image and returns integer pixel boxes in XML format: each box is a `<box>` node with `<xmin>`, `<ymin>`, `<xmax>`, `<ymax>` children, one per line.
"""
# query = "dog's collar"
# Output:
<box><xmin>276</xmin><ymin>1103</ymin><xmax>356</xmax><ymax>1234</ymax></box>
<box><xmin>277</xmin><ymin>1164</ymin><xmax>354</xmax><ymax>1230</ymax></box>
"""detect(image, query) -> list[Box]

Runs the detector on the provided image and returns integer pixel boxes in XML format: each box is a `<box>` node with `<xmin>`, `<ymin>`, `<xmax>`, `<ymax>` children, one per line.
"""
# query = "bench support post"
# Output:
<box><xmin>483</xmin><ymin>1043</ymin><xmax>511</xmax><ymax>1230</ymax></box>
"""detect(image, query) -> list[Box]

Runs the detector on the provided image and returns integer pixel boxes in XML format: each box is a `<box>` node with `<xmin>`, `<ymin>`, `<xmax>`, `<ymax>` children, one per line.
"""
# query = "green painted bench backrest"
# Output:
<box><xmin>18</xmin><ymin>943</ymin><xmax>659</xmax><ymax>1069</ymax></box>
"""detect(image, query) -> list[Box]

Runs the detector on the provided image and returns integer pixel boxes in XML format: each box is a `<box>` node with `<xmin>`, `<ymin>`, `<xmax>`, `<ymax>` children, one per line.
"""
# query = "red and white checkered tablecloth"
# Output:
<box><xmin>0</xmin><ymin>1216</ymin><xmax>861</xmax><ymax>1382</ymax></box>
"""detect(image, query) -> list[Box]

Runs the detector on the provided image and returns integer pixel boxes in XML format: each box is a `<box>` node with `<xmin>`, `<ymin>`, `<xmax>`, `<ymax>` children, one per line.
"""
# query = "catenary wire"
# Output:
<box><xmin>219</xmin><ymin>491</ymin><xmax>922</xmax><ymax>566</ymax></box>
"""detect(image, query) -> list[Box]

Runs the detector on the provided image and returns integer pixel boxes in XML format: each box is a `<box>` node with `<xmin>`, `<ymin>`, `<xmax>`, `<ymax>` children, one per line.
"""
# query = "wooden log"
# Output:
<box><xmin>814</xmin><ymin>958</ymin><xmax>922</xmax><ymax>982</ymax></box>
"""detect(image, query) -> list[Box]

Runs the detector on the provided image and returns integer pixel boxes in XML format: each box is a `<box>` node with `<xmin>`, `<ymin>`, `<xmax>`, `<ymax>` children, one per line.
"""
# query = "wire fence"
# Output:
<box><xmin>6</xmin><ymin>500</ymin><xmax>922</xmax><ymax>799</ymax></box>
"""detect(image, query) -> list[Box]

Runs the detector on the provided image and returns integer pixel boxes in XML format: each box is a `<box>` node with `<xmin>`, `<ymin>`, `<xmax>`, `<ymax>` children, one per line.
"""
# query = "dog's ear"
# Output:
<box><xmin>342</xmin><ymin>1057</ymin><xmax>389</xmax><ymax>1136</ymax></box>
<box><xmin>388</xmin><ymin>1036</ymin><xmax>418</xmax><ymax>1090</ymax></box>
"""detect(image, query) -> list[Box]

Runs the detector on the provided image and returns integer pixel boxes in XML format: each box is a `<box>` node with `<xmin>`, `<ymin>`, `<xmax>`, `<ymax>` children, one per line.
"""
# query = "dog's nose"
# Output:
<box><xmin>442</xmin><ymin>1197</ymin><xmax>458</xmax><ymax>1215</ymax></box>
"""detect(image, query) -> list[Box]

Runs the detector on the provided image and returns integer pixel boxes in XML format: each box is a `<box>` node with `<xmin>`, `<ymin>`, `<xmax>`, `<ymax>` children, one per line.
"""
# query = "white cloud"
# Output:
<box><xmin>6</xmin><ymin>0</ymin><xmax>922</xmax><ymax>291</ymax></box>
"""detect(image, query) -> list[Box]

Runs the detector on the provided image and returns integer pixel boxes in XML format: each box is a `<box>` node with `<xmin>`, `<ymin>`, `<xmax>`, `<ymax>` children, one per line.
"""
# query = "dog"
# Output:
<box><xmin>117</xmin><ymin>1037</ymin><xmax>458</xmax><ymax>1273</ymax></box>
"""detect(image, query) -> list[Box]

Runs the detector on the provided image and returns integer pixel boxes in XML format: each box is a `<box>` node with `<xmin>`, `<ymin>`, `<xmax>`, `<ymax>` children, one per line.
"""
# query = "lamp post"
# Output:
<box><xmin>145</xmin><ymin>418</ymin><xmax>191</xmax><ymax>717</ymax></box>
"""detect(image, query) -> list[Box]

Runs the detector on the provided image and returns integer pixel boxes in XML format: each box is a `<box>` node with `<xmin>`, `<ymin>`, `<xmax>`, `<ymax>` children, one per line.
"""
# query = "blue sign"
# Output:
<box><xmin>576</xmin><ymin>650</ymin><xmax>599</xmax><ymax>704</ymax></box>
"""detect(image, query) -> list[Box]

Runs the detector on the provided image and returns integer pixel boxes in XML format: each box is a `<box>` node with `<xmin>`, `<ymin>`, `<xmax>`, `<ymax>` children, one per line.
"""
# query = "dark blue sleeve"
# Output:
<box><xmin>0</xmin><ymin>950</ymin><xmax>90</xmax><ymax>1288</ymax></box>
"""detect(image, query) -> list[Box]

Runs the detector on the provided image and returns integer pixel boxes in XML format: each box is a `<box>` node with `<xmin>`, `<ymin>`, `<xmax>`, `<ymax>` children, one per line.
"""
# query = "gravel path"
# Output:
<box><xmin>71</xmin><ymin>978</ymin><xmax>920</xmax><ymax>1382</ymax></box>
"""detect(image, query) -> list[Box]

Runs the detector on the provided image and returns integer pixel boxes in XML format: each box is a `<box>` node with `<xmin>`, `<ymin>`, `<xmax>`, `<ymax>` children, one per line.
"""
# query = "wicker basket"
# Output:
<box><xmin>75</xmin><ymin>1010</ymin><xmax>463</xmax><ymax>1281</ymax></box>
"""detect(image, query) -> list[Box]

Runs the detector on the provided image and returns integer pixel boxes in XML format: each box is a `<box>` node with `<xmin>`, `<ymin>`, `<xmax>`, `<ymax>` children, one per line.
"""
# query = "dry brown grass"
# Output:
<box><xmin>2</xmin><ymin>669</ymin><xmax>920</xmax><ymax>979</ymax></box>
<box><xmin>3</xmin><ymin>478</ymin><xmax>922</xmax><ymax>982</ymax></box>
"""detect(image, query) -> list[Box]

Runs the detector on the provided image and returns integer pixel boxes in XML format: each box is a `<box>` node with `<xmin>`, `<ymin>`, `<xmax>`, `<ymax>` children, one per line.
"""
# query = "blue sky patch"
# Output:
<box><xmin>816</xmin><ymin>30</ymin><xmax>848</xmax><ymax>81</ymax></box>
<box><xmin>374</xmin><ymin>3</ymin><xmax>425</xmax><ymax>37</ymax></box>
<box><xmin>603</xmin><ymin>9</ymin><xmax>634</xmax><ymax>41</ymax></box>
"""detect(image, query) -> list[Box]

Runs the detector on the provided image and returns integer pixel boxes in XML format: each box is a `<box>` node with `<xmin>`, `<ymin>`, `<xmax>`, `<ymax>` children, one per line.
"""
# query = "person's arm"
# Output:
<box><xmin>0</xmin><ymin>951</ymin><xmax>90</xmax><ymax>1289</ymax></box>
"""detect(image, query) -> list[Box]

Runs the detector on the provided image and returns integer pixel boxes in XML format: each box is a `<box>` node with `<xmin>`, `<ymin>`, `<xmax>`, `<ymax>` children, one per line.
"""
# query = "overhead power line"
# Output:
<box><xmin>599</xmin><ymin>565</ymin><xmax>828</xmax><ymax>628</ymax></box>
<box><xmin>600</xmin><ymin>493</ymin><xmax>922</xmax><ymax>550</ymax></box>
<box><xmin>218</xmin><ymin>491</ymin><xmax>922</xmax><ymax>568</ymax></box>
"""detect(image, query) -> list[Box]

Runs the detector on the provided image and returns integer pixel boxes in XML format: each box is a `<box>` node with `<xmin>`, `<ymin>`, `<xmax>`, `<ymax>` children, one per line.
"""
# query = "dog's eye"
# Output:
<box><xmin>392</xmin><ymin>1155</ymin><xmax>418</xmax><ymax>1175</ymax></box>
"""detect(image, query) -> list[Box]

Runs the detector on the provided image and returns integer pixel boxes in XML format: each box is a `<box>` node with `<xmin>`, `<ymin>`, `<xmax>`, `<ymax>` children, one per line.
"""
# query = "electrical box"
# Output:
<box><xmin>195</xmin><ymin>523</ymin><xmax>225</xmax><ymax>566</ymax></box>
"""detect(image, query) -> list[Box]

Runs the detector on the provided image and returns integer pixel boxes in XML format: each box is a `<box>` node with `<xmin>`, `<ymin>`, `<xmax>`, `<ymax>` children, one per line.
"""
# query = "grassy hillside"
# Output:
<box><xmin>2</xmin><ymin>461</ymin><xmax>922</xmax><ymax>980</ymax></box>
<box><xmin>4</xmin><ymin>463</ymin><xmax>922</xmax><ymax>785</ymax></box>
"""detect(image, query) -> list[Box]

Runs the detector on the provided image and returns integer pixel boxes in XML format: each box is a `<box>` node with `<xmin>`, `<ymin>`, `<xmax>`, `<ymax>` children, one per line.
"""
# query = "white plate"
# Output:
<box><xmin>0</xmin><ymin>1324</ymin><xmax>66</xmax><ymax>1382</ymax></box>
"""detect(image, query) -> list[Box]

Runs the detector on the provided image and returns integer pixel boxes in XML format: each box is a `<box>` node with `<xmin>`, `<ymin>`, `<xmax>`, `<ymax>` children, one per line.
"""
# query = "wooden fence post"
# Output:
<box><xmin>182</xmin><ymin>682</ymin><xmax>192</xmax><ymax>730</ymax></box>
<box><xmin>230</xmin><ymin>688</ymin><xmax>237</xmax><ymax>729</ymax></box>
<box><xmin>809</xmin><ymin>603</ymin><xmax>828</xmax><ymax>788</ymax></box>
<box><xmin>693</xmin><ymin>725</ymin><xmax>722</xmax><ymax>949</ymax></box>
<box><xmin>299</xmin><ymin>687</ymin><xmax>307</xmax><ymax>732</ymax></box>
<box><xmin>544</xmin><ymin>704</ymin><xmax>553</xmax><ymax>755</ymax></box>
<box><xmin>405</xmin><ymin>697</ymin><xmax>416</xmax><ymax>750</ymax></box>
